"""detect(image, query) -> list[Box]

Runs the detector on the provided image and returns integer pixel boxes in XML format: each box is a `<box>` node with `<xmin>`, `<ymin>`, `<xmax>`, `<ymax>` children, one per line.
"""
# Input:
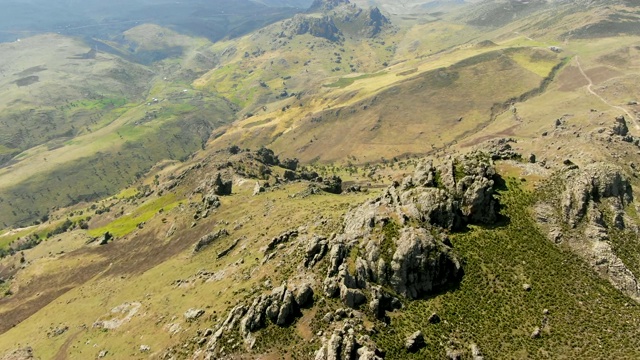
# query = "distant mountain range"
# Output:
<box><xmin>0</xmin><ymin>0</ymin><xmax>313</xmax><ymax>43</ymax></box>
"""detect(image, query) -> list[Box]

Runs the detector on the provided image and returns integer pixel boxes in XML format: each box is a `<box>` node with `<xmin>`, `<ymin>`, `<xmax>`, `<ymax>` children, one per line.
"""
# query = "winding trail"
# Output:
<box><xmin>575</xmin><ymin>56</ymin><xmax>639</xmax><ymax>130</ymax></box>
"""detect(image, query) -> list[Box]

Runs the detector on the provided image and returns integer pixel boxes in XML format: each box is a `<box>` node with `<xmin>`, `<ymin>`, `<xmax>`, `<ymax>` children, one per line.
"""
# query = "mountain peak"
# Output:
<box><xmin>308</xmin><ymin>0</ymin><xmax>350</xmax><ymax>12</ymax></box>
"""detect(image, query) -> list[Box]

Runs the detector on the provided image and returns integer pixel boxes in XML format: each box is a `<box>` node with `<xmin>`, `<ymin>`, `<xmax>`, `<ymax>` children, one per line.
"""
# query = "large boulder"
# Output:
<box><xmin>213</xmin><ymin>173</ymin><xmax>232</xmax><ymax>196</ymax></box>
<box><xmin>387</xmin><ymin>228</ymin><xmax>461</xmax><ymax>299</ymax></box>
<box><xmin>405</xmin><ymin>331</ymin><xmax>426</xmax><ymax>353</ymax></box>
<box><xmin>612</xmin><ymin>115</ymin><xmax>629</xmax><ymax>137</ymax></box>
<box><xmin>321</xmin><ymin>176</ymin><xmax>343</xmax><ymax>194</ymax></box>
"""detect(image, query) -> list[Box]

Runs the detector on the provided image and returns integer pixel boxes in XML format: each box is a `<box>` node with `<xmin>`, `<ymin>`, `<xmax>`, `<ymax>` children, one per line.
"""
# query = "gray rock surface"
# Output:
<box><xmin>405</xmin><ymin>331</ymin><xmax>426</xmax><ymax>352</ymax></box>
<box><xmin>387</xmin><ymin>228</ymin><xmax>461</xmax><ymax>299</ymax></box>
<box><xmin>613</xmin><ymin>115</ymin><xmax>629</xmax><ymax>137</ymax></box>
<box><xmin>561</xmin><ymin>163</ymin><xmax>632</xmax><ymax>228</ymax></box>
<box><xmin>213</xmin><ymin>173</ymin><xmax>232</xmax><ymax>196</ymax></box>
<box><xmin>253</xmin><ymin>182</ymin><xmax>265</xmax><ymax>196</ymax></box>
<box><xmin>184</xmin><ymin>308</ymin><xmax>205</xmax><ymax>322</ymax></box>
<box><xmin>193</xmin><ymin>229</ymin><xmax>229</xmax><ymax>253</ymax></box>
<box><xmin>305</xmin><ymin>235</ymin><xmax>329</xmax><ymax>267</ymax></box>
<box><xmin>295</xmin><ymin>283</ymin><xmax>314</xmax><ymax>308</ymax></box>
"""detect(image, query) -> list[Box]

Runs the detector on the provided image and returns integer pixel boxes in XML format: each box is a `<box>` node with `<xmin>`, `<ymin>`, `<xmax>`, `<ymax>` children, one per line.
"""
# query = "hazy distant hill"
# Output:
<box><xmin>0</xmin><ymin>0</ymin><xmax>306</xmax><ymax>43</ymax></box>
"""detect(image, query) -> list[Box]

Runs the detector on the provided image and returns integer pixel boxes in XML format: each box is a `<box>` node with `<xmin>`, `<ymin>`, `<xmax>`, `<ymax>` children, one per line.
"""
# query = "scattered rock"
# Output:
<box><xmin>98</xmin><ymin>232</ymin><xmax>113</xmax><ymax>246</ymax></box>
<box><xmin>481</xmin><ymin>138</ymin><xmax>521</xmax><ymax>160</ymax></box>
<box><xmin>446</xmin><ymin>348</ymin><xmax>463</xmax><ymax>360</ymax></box>
<box><xmin>470</xmin><ymin>343</ymin><xmax>484</xmax><ymax>360</ymax></box>
<box><xmin>523</xmin><ymin>284</ymin><xmax>532</xmax><ymax>291</ymax></box>
<box><xmin>0</xmin><ymin>347</ymin><xmax>34</xmax><ymax>360</ymax></box>
<box><xmin>264</xmin><ymin>229</ymin><xmax>299</xmax><ymax>254</ymax></box>
<box><xmin>531</xmin><ymin>327</ymin><xmax>541</xmax><ymax>339</ymax></box>
<box><xmin>217</xmin><ymin>238</ymin><xmax>241</xmax><ymax>259</ymax></box>
<box><xmin>193</xmin><ymin>229</ymin><xmax>229</xmax><ymax>253</ymax></box>
<box><xmin>405</xmin><ymin>331</ymin><xmax>426</xmax><ymax>352</ymax></box>
<box><xmin>139</xmin><ymin>345</ymin><xmax>150</xmax><ymax>353</ymax></box>
<box><xmin>184</xmin><ymin>308</ymin><xmax>205</xmax><ymax>322</ymax></box>
<box><xmin>98</xmin><ymin>350</ymin><xmax>108</xmax><ymax>358</ymax></box>
<box><xmin>428</xmin><ymin>313</ymin><xmax>441</xmax><ymax>324</ymax></box>
<box><xmin>253</xmin><ymin>182</ymin><xmax>265</xmax><ymax>196</ymax></box>
<box><xmin>47</xmin><ymin>325</ymin><xmax>69</xmax><ymax>338</ymax></box>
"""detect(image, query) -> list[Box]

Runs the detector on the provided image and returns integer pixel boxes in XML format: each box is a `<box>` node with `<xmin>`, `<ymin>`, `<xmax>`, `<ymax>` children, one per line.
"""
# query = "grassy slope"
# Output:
<box><xmin>4</xmin><ymin>167</ymin><xmax>639</xmax><ymax>359</ymax></box>
<box><xmin>374</xmin><ymin>180</ymin><xmax>640</xmax><ymax>359</ymax></box>
<box><xmin>0</xmin><ymin>28</ymin><xmax>240</xmax><ymax>227</ymax></box>
<box><xmin>246</xmin><ymin>47</ymin><xmax>561</xmax><ymax>164</ymax></box>
<box><xmin>0</xmin><ymin>164</ymin><xmax>376</xmax><ymax>359</ymax></box>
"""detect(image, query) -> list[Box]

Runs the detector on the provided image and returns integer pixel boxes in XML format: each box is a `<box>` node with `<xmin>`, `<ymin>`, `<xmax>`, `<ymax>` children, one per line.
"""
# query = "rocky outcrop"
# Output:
<box><xmin>213</xmin><ymin>173</ymin><xmax>232</xmax><ymax>196</ymax></box>
<box><xmin>405</xmin><ymin>331</ymin><xmax>426</xmax><ymax>352</ymax></box>
<box><xmin>321</xmin><ymin>176</ymin><xmax>343</xmax><ymax>194</ymax></box>
<box><xmin>539</xmin><ymin>163</ymin><xmax>640</xmax><ymax>301</ymax></box>
<box><xmin>561</xmin><ymin>163</ymin><xmax>632</xmax><ymax>228</ymax></box>
<box><xmin>361</xmin><ymin>7</ymin><xmax>389</xmax><ymax>37</ymax></box>
<box><xmin>317</xmin><ymin>154</ymin><xmax>498</xmax><ymax>312</ymax></box>
<box><xmin>291</xmin><ymin>15</ymin><xmax>342</xmax><ymax>42</ymax></box>
<box><xmin>280</xmin><ymin>158</ymin><xmax>299</xmax><ymax>171</ymax></box>
<box><xmin>349</xmin><ymin>153</ymin><xmax>500</xmax><ymax>232</ymax></box>
<box><xmin>253</xmin><ymin>181</ymin><xmax>265</xmax><ymax>196</ymax></box>
<box><xmin>305</xmin><ymin>235</ymin><xmax>329</xmax><ymax>267</ymax></box>
<box><xmin>263</xmin><ymin>229</ymin><xmax>299</xmax><ymax>254</ymax></box>
<box><xmin>255</xmin><ymin>147</ymin><xmax>280</xmax><ymax>166</ymax></box>
<box><xmin>315</xmin><ymin>326</ymin><xmax>383</xmax><ymax>360</ymax></box>
<box><xmin>613</xmin><ymin>115</ymin><xmax>629</xmax><ymax>137</ymax></box>
<box><xmin>308</xmin><ymin>0</ymin><xmax>350</xmax><ymax>12</ymax></box>
<box><xmin>387</xmin><ymin>228</ymin><xmax>461</xmax><ymax>299</ymax></box>
<box><xmin>193</xmin><ymin>229</ymin><xmax>229</xmax><ymax>253</ymax></box>
<box><xmin>204</xmin><ymin>283</ymin><xmax>314</xmax><ymax>357</ymax></box>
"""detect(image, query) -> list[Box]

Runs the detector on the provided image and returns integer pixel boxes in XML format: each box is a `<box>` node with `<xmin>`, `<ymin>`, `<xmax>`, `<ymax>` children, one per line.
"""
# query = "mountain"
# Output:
<box><xmin>1</xmin><ymin>0</ymin><xmax>640</xmax><ymax>359</ymax></box>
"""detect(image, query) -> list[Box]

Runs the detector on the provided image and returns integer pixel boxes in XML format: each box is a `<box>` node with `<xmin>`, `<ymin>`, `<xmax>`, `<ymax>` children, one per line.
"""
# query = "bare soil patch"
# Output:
<box><xmin>557</xmin><ymin>65</ymin><xmax>589</xmax><ymax>92</ymax></box>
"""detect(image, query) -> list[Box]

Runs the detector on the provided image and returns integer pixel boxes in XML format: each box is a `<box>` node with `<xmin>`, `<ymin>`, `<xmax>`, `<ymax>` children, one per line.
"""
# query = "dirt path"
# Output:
<box><xmin>575</xmin><ymin>56</ymin><xmax>639</xmax><ymax>130</ymax></box>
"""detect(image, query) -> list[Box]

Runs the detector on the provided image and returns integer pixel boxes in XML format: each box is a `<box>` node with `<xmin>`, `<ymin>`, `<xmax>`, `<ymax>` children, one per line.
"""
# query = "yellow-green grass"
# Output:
<box><xmin>0</xmin><ymin>176</ymin><xmax>376</xmax><ymax>359</ymax></box>
<box><xmin>323</xmin><ymin>72</ymin><xmax>387</xmax><ymax>88</ymax></box>
<box><xmin>87</xmin><ymin>194</ymin><xmax>180</xmax><ymax>238</ymax></box>
<box><xmin>508</xmin><ymin>49</ymin><xmax>561</xmax><ymax>77</ymax></box>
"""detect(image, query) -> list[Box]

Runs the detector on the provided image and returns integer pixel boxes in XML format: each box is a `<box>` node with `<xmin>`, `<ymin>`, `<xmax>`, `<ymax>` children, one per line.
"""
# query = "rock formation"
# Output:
<box><xmin>204</xmin><ymin>283</ymin><xmax>314</xmax><ymax>357</ymax></box>
<box><xmin>318</xmin><ymin>154</ymin><xmax>499</xmax><ymax>312</ymax></box>
<box><xmin>538</xmin><ymin>163</ymin><xmax>640</xmax><ymax>301</ymax></box>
